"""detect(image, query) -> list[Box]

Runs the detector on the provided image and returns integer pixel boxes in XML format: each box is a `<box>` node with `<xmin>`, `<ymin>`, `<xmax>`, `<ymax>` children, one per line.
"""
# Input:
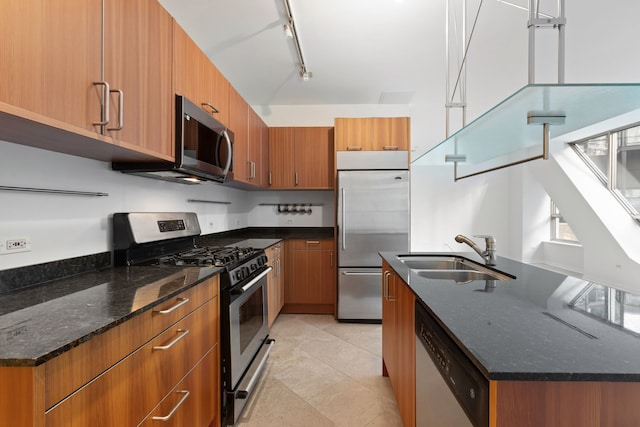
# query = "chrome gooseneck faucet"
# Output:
<box><xmin>455</xmin><ymin>234</ymin><xmax>497</xmax><ymax>266</ymax></box>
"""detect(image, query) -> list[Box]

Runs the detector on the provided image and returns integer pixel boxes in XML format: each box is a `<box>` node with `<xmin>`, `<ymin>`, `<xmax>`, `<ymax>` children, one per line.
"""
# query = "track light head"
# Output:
<box><xmin>283</xmin><ymin>23</ymin><xmax>293</xmax><ymax>39</ymax></box>
<box><xmin>300</xmin><ymin>71</ymin><xmax>312</xmax><ymax>81</ymax></box>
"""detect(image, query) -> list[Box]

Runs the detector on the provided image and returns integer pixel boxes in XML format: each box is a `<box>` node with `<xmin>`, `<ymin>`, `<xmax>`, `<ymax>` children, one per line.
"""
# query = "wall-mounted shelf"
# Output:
<box><xmin>412</xmin><ymin>83</ymin><xmax>640</xmax><ymax>180</ymax></box>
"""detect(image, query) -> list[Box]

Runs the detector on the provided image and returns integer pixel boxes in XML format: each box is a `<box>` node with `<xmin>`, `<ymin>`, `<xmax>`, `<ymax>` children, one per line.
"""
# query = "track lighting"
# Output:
<box><xmin>282</xmin><ymin>0</ymin><xmax>311</xmax><ymax>81</ymax></box>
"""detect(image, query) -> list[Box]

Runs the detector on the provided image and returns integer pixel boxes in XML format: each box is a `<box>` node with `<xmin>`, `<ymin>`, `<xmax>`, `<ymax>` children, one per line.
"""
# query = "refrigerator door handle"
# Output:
<box><xmin>341</xmin><ymin>187</ymin><xmax>346</xmax><ymax>250</ymax></box>
<box><xmin>341</xmin><ymin>271</ymin><xmax>383</xmax><ymax>276</ymax></box>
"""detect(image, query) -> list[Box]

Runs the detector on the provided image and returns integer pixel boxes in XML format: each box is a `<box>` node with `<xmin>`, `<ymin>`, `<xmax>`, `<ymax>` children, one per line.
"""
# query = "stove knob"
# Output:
<box><xmin>235</xmin><ymin>270</ymin><xmax>244</xmax><ymax>281</ymax></box>
<box><xmin>250</xmin><ymin>263</ymin><xmax>257</xmax><ymax>272</ymax></box>
<box><xmin>259</xmin><ymin>255</ymin><xmax>268</xmax><ymax>265</ymax></box>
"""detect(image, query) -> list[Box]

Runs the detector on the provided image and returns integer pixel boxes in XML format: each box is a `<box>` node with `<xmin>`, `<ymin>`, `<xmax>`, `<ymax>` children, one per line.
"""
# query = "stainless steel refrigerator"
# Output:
<box><xmin>337</xmin><ymin>152</ymin><xmax>410</xmax><ymax>322</ymax></box>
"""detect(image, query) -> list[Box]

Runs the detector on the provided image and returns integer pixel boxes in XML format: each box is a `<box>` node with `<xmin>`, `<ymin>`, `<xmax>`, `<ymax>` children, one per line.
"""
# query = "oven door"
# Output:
<box><xmin>228</xmin><ymin>266</ymin><xmax>272</xmax><ymax>388</ymax></box>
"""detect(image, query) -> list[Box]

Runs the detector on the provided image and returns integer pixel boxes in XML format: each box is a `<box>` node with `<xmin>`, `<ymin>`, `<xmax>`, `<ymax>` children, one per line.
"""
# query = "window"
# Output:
<box><xmin>550</xmin><ymin>201</ymin><xmax>579</xmax><ymax>242</ymax></box>
<box><xmin>571</xmin><ymin>123</ymin><xmax>640</xmax><ymax>220</ymax></box>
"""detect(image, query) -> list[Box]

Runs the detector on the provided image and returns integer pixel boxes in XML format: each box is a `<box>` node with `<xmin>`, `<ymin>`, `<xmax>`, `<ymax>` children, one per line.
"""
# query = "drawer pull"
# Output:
<box><xmin>383</xmin><ymin>145</ymin><xmax>399</xmax><ymax>150</ymax></box>
<box><xmin>153</xmin><ymin>329</ymin><xmax>189</xmax><ymax>351</ymax></box>
<box><xmin>155</xmin><ymin>297</ymin><xmax>189</xmax><ymax>315</ymax></box>
<box><xmin>306</xmin><ymin>240</ymin><xmax>320</xmax><ymax>245</ymax></box>
<box><xmin>152</xmin><ymin>390</ymin><xmax>190</xmax><ymax>421</ymax></box>
<box><xmin>346</xmin><ymin>146</ymin><xmax>362</xmax><ymax>151</ymax></box>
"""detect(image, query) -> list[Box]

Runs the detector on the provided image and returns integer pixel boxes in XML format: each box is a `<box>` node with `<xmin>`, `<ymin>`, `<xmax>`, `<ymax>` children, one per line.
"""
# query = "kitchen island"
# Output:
<box><xmin>380</xmin><ymin>252</ymin><xmax>640</xmax><ymax>426</ymax></box>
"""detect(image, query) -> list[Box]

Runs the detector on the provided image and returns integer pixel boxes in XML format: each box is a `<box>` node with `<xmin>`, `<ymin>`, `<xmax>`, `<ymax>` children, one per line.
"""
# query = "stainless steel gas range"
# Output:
<box><xmin>113</xmin><ymin>212</ymin><xmax>274</xmax><ymax>426</ymax></box>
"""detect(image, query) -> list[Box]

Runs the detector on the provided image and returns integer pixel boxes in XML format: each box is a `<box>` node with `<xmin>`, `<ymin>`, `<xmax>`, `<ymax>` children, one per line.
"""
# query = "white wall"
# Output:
<box><xmin>0</xmin><ymin>141</ymin><xmax>333</xmax><ymax>270</ymax></box>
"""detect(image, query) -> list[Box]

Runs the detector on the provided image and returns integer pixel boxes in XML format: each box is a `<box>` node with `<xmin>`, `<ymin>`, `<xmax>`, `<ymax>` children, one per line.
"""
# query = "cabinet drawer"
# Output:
<box><xmin>45</xmin><ymin>295</ymin><xmax>218</xmax><ymax>426</ymax></box>
<box><xmin>291</xmin><ymin>239</ymin><xmax>334</xmax><ymax>250</ymax></box>
<box><xmin>44</xmin><ymin>276</ymin><xmax>218</xmax><ymax>409</ymax></box>
<box><xmin>139</xmin><ymin>347</ymin><xmax>218</xmax><ymax>427</ymax></box>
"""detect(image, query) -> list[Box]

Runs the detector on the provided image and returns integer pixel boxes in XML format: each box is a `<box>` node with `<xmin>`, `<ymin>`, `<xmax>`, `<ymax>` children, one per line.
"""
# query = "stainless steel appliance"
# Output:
<box><xmin>337</xmin><ymin>152</ymin><xmax>410</xmax><ymax>322</ymax></box>
<box><xmin>112</xmin><ymin>212</ymin><xmax>273</xmax><ymax>426</ymax></box>
<box><xmin>415</xmin><ymin>300</ymin><xmax>488</xmax><ymax>427</ymax></box>
<box><xmin>112</xmin><ymin>95</ymin><xmax>234</xmax><ymax>184</ymax></box>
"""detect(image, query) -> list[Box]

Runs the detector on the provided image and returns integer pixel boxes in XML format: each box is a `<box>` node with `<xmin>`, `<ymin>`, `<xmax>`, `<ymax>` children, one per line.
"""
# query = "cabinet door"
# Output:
<box><xmin>286</xmin><ymin>239</ymin><xmax>335</xmax><ymax>314</ymax></box>
<box><xmin>268</xmin><ymin>127</ymin><xmax>295</xmax><ymax>188</ymax></box>
<box><xmin>139</xmin><ymin>348</ymin><xmax>217</xmax><ymax>427</ymax></box>
<box><xmin>371</xmin><ymin>117</ymin><xmax>410</xmax><ymax>151</ymax></box>
<box><xmin>334</xmin><ymin>118</ymin><xmax>372</xmax><ymax>151</ymax></box>
<box><xmin>248</xmin><ymin>108</ymin><xmax>264</xmax><ymax>186</ymax></box>
<box><xmin>382</xmin><ymin>261</ymin><xmax>397</xmax><ymax>380</ymax></box>
<box><xmin>0</xmin><ymin>0</ymin><xmax>102</xmax><ymax>132</ymax></box>
<box><xmin>104</xmin><ymin>0</ymin><xmax>173</xmax><ymax>159</ymax></box>
<box><xmin>294</xmin><ymin>127</ymin><xmax>334</xmax><ymax>189</ymax></box>
<box><xmin>382</xmin><ymin>261</ymin><xmax>416</xmax><ymax>427</ymax></box>
<box><xmin>229</xmin><ymin>86</ymin><xmax>250</xmax><ymax>183</ymax></box>
<box><xmin>259</xmin><ymin>115</ymin><xmax>270</xmax><ymax>187</ymax></box>
<box><xmin>210</xmin><ymin>63</ymin><xmax>230</xmax><ymax>127</ymax></box>
<box><xmin>395</xmin><ymin>276</ymin><xmax>416</xmax><ymax>427</ymax></box>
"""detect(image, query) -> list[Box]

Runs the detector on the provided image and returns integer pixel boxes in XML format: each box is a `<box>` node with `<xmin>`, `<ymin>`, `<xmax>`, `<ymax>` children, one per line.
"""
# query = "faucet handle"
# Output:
<box><xmin>474</xmin><ymin>235</ymin><xmax>496</xmax><ymax>251</ymax></box>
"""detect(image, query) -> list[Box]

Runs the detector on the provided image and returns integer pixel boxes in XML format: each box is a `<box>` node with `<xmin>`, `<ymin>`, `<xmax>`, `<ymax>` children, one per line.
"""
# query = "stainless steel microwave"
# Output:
<box><xmin>112</xmin><ymin>95</ymin><xmax>234</xmax><ymax>184</ymax></box>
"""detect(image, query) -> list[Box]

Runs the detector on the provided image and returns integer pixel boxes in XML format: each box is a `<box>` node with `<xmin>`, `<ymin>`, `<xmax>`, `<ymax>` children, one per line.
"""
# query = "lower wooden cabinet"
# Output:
<box><xmin>282</xmin><ymin>239</ymin><xmax>336</xmax><ymax>314</ymax></box>
<box><xmin>265</xmin><ymin>241</ymin><xmax>284</xmax><ymax>328</ymax></box>
<box><xmin>382</xmin><ymin>260</ymin><xmax>415</xmax><ymax>427</ymax></box>
<box><xmin>0</xmin><ymin>276</ymin><xmax>220</xmax><ymax>427</ymax></box>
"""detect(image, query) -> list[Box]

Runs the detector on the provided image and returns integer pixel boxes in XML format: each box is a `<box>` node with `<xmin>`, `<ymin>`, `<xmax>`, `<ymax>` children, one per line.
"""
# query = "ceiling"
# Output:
<box><xmin>157</xmin><ymin>0</ymin><xmax>558</xmax><ymax>155</ymax></box>
<box><xmin>158</xmin><ymin>0</ymin><xmax>447</xmax><ymax>107</ymax></box>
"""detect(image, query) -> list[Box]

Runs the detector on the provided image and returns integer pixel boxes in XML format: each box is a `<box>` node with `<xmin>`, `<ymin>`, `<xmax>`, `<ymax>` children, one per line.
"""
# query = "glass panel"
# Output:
<box><xmin>571</xmin><ymin>283</ymin><xmax>640</xmax><ymax>336</ymax></box>
<box><xmin>574</xmin><ymin>135</ymin><xmax>609</xmax><ymax>180</ymax></box>
<box><xmin>412</xmin><ymin>84</ymin><xmax>640</xmax><ymax>179</ymax></box>
<box><xmin>616</xmin><ymin>125</ymin><xmax>640</xmax><ymax>213</ymax></box>
<box><xmin>239</xmin><ymin>287</ymin><xmax>264</xmax><ymax>354</ymax></box>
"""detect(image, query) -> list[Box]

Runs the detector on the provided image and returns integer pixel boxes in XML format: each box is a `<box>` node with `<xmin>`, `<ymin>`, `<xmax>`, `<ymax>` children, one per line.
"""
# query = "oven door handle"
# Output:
<box><xmin>233</xmin><ymin>266</ymin><xmax>272</xmax><ymax>294</ymax></box>
<box><xmin>236</xmin><ymin>338</ymin><xmax>275</xmax><ymax>400</ymax></box>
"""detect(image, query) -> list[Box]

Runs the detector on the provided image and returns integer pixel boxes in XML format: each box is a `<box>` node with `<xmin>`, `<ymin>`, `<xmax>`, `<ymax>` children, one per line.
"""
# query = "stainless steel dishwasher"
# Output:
<box><xmin>415</xmin><ymin>301</ymin><xmax>489</xmax><ymax>427</ymax></box>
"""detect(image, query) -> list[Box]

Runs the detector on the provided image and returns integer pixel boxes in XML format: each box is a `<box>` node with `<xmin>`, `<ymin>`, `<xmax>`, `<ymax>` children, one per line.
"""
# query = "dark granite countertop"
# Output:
<box><xmin>0</xmin><ymin>265</ymin><xmax>221</xmax><ymax>367</ymax></box>
<box><xmin>380</xmin><ymin>251</ymin><xmax>640</xmax><ymax>382</ymax></box>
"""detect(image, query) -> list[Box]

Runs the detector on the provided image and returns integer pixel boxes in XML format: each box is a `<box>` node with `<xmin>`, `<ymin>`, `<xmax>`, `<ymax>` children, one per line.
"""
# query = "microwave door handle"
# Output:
<box><xmin>221</xmin><ymin>129</ymin><xmax>232</xmax><ymax>179</ymax></box>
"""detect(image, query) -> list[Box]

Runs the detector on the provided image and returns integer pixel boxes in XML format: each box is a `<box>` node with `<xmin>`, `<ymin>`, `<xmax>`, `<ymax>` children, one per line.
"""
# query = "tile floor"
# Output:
<box><xmin>236</xmin><ymin>314</ymin><xmax>403</xmax><ymax>427</ymax></box>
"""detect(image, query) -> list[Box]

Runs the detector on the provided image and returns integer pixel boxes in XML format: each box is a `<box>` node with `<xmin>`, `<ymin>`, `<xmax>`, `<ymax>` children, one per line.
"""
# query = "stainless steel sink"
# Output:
<box><xmin>397</xmin><ymin>255</ymin><xmax>478</xmax><ymax>271</ymax></box>
<box><xmin>396</xmin><ymin>254</ymin><xmax>514</xmax><ymax>283</ymax></box>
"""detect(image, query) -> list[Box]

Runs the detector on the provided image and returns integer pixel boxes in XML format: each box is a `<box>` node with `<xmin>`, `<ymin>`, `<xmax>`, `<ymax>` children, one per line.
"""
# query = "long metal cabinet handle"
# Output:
<box><xmin>92</xmin><ymin>81</ymin><xmax>110</xmax><ymax>126</ymax></box>
<box><xmin>295</xmin><ymin>172</ymin><xmax>299</xmax><ymax>186</ymax></box>
<box><xmin>268</xmin><ymin>171</ymin><xmax>272</xmax><ymax>186</ymax></box>
<box><xmin>154</xmin><ymin>297</ymin><xmax>189</xmax><ymax>314</ymax></box>
<box><xmin>306</xmin><ymin>240</ymin><xmax>320</xmax><ymax>245</ymax></box>
<box><xmin>237</xmin><ymin>267</ymin><xmax>272</xmax><ymax>293</ymax></box>
<box><xmin>152</xmin><ymin>329</ymin><xmax>189</xmax><ymax>350</ymax></box>
<box><xmin>152</xmin><ymin>390</ymin><xmax>190</xmax><ymax>421</ymax></box>
<box><xmin>383</xmin><ymin>271</ymin><xmax>390</xmax><ymax>300</ymax></box>
<box><xmin>276</xmin><ymin>259</ymin><xmax>280</xmax><ymax>277</ymax></box>
<box><xmin>341</xmin><ymin>188</ymin><xmax>347</xmax><ymax>250</ymax></box>
<box><xmin>221</xmin><ymin>130</ymin><xmax>232</xmax><ymax>179</ymax></box>
<box><xmin>201</xmin><ymin>102</ymin><xmax>219</xmax><ymax>114</ymax></box>
<box><xmin>107</xmin><ymin>89</ymin><xmax>124</xmax><ymax>131</ymax></box>
<box><xmin>342</xmin><ymin>271</ymin><xmax>383</xmax><ymax>276</ymax></box>
<box><xmin>383</xmin><ymin>145</ymin><xmax>399</xmax><ymax>150</ymax></box>
<box><xmin>346</xmin><ymin>146</ymin><xmax>362</xmax><ymax>151</ymax></box>
<box><xmin>236</xmin><ymin>339</ymin><xmax>274</xmax><ymax>399</ymax></box>
<box><xmin>330</xmin><ymin>252</ymin><xmax>333</xmax><ymax>267</ymax></box>
<box><xmin>252</xmin><ymin>161</ymin><xmax>256</xmax><ymax>179</ymax></box>
<box><xmin>388</xmin><ymin>273</ymin><xmax>396</xmax><ymax>301</ymax></box>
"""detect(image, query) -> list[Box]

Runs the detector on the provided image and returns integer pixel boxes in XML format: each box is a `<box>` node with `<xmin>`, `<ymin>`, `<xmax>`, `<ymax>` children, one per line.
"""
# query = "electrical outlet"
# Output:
<box><xmin>0</xmin><ymin>237</ymin><xmax>32</xmax><ymax>254</ymax></box>
<box><xmin>208</xmin><ymin>221</ymin><xmax>215</xmax><ymax>229</ymax></box>
<box><xmin>286</xmin><ymin>219</ymin><xmax>294</xmax><ymax>224</ymax></box>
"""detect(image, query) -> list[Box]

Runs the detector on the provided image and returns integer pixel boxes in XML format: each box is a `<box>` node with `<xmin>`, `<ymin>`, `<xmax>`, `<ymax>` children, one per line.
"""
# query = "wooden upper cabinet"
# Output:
<box><xmin>371</xmin><ymin>117</ymin><xmax>410</xmax><ymax>151</ymax></box>
<box><xmin>268</xmin><ymin>128</ymin><xmax>295</xmax><ymax>187</ymax></box>
<box><xmin>268</xmin><ymin>127</ymin><xmax>334</xmax><ymax>190</ymax></box>
<box><xmin>294</xmin><ymin>127</ymin><xmax>334</xmax><ymax>188</ymax></box>
<box><xmin>103</xmin><ymin>0</ymin><xmax>173</xmax><ymax>160</ymax></box>
<box><xmin>229</xmin><ymin>86</ymin><xmax>249</xmax><ymax>183</ymax></box>
<box><xmin>173</xmin><ymin>22</ymin><xmax>229</xmax><ymax>127</ymax></box>
<box><xmin>335</xmin><ymin>118</ymin><xmax>372</xmax><ymax>151</ymax></box>
<box><xmin>248</xmin><ymin>108</ymin><xmax>265</xmax><ymax>187</ymax></box>
<box><xmin>335</xmin><ymin>117</ymin><xmax>410</xmax><ymax>152</ymax></box>
<box><xmin>0</xmin><ymin>0</ymin><xmax>102</xmax><ymax>132</ymax></box>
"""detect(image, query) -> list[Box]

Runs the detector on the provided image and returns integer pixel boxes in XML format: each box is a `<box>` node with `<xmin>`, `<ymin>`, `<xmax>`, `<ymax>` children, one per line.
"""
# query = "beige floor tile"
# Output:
<box><xmin>236</xmin><ymin>314</ymin><xmax>401</xmax><ymax>427</ymax></box>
